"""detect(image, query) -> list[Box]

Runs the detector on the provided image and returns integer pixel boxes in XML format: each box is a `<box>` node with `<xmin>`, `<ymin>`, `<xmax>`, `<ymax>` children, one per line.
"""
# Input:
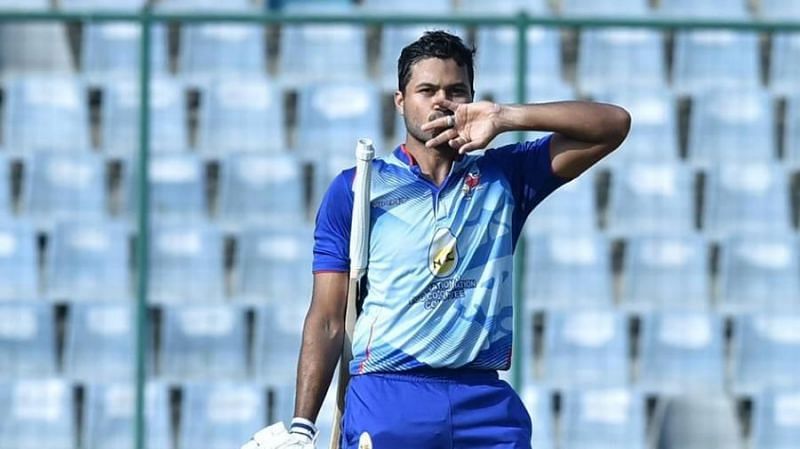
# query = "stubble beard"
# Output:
<box><xmin>402</xmin><ymin>111</ymin><xmax>456</xmax><ymax>156</ymax></box>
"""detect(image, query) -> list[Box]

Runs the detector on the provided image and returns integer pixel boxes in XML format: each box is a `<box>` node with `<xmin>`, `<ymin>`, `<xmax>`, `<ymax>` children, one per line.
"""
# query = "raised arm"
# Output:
<box><xmin>422</xmin><ymin>99</ymin><xmax>631</xmax><ymax>179</ymax></box>
<box><xmin>293</xmin><ymin>271</ymin><xmax>349</xmax><ymax>422</ymax></box>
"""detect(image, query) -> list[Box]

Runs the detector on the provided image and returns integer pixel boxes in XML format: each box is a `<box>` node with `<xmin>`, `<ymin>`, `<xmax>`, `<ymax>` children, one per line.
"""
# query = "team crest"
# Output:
<box><xmin>462</xmin><ymin>169</ymin><xmax>481</xmax><ymax>198</ymax></box>
<box><xmin>358</xmin><ymin>432</ymin><xmax>373</xmax><ymax>449</ymax></box>
<box><xmin>429</xmin><ymin>228</ymin><xmax>458</xmax><ymax>278</ymax></box>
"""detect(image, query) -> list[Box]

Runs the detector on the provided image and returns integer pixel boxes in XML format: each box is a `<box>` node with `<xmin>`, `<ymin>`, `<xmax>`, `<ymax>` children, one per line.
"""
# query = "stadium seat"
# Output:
<box><xmin>0</xmin><ymin>156</ymin><xmax>10</xmax><ymax>218</ymax></box>
<box><xmin>474</xmin><ymin>26</ymin><xmax>563</xmax><ymax>98</ymax></box>
<box><xmin>0</xmin><ymin>23</ymin><xmax>73</xmax><ymax>73</ymax></box>
<box><xmin>769</xmin><ymin>33</ymin><xmax>800</xmax><ymax>96</ymax></box>
<box><xmin>541</xmin><ymin>310</ymin><xmax>629</xmax><ymax>388</ymax></box>
<box><xmin>197</xmin><ymin>77</ymin><xmax>286</xmax><ymax>154</ymax></box>
<box><xmin>702</xmin><ymin>163</ymin><xmax>791</xmax><ymax>238</ymax></box>
<box><xmin>688</xmin><ymin>88</ymin><xmax>775</xmax><ymax>165</ymax></box>
<box><xmin>518</xmin><ymin>309</ymin><xmax>537</xmax><ymax>383</ymax></box>
<box><xmin>524</xmin><ymin>233</ymin><xmax>613</xmax><ymax>309</ymax></box>
<box><xmin>361</xmin><ymin>0</ymin><xmax>452</xmax><ymax>14</ymax></box>
<box><xmin>577</xmin><ymin>28</ymin><xmax>665</xmax><ymax>95</ymax></box>
<box><xmin>717</xmin><ymin>235</ymin><xmax>800</xmax><ymax>314</ymax></box>
<box><xmin>559</xmin><ymin>388</ymin><xmax>646</xmax><ymax>449</ymax></box>
<box><xmin>638</xmin><ymin>311</ymin><xmax>724</xmax><ymax>394</ymax></box>
<box><xmin>0</xmin><ymin>302</ymin><xmax>56</xmax><ymax>378</ymax></box>
<box><xmin>379</xmin><ymin>25</ymin><xmax>467</xmax><ymax>90</ymax></box>
<box><xmin>81</xmin><ymin>23</ymin><xmax>167</xmax><ymax>80</ymax></box>
<box><xmin>596</xmin><ymin>89</ymin><xmax>679</xmax><ymax>165</ymax></box>
<box><xmin>63</xmin><ymin>303</ymin><xmax>141</xmax><ymax>382</ymax></box>
<box><xmin>234</xmin><ymin>225</ymin><xmax>314</xmax><ymax>305</ymax></box>
<box><xmin>44</xmin><ymin>220</ymin><xmax>130</xmax><ymax>301</ymax></box>
<box><xmin>786</xmin><ymin>94</ymin><xmax>800</xmax><ymax>166</ymax></box>
<box><xmin>100</xmin><ymin>76</ymin><xmax>189</xmax><ymax>154</ymax></box>
<box><xmin>179</xmin><ymin>382</ymin><xmax>266</xmax><ymax>449</ymax></box>
<box><xmin>278</xmin><ymin>4</ymin><xmax>368</xmax><ymax>86</ymax></box>
<box><xmin>751</xmin><ymin>389</ymin><xmax>800</xmax><ymax>449</ymax></box>
<box><xmin>523</xmin><ymin>169</ymin><xmax>596</xmax><ymax>234</ymax></box>
<box><xmin>82</xmin><ymin>382</ymin><xmax>171</xmax><ymax>449</ymax></box>
<box><xmin>732</xmin><ymin>314</ymin><xmax>800</xmax><ymax>393</ymax></box>
<box><xmin>253</xmin><ymin>301</ymin><xmax>308</xmax><ymax>385</ymax></box>
<box><xmin>148</xmin><ymin>223</ymin><xmax>225</xmax><ymax>303</ymax></box>
<box><xmin>520</xmin><ymin>386</ymin><xmax>555</xmax><ymax>449</ymax></box>
<box><xmin>22</xmin><ymin>152</ymin><xmax>107</xmax><ymax>225</ymax></box>
<box><xmin>658</xmin><ymin>0</ymin><xmax>750</xmax><ymax>18</ymax></box>
<box><xmin>761</xmin><ymin>0</ymin><xmax>800</xmax><ymax>18</ymax></box>
<box><xmin>607</xmin><ymin>162</ymin><xmax>694</xmax><ymax>236</ymax></box>
<box><xmin>0</xmin><ymin>221</ymin><xmax>39</xmax><ymax>300</ymax></box>
<box><xmin>459</xmin><ymin>0</ymin><xmax>550</xmax><ymax>14</ymax></box>
<box><xmin>3</xmin><ymin>75</ymin><xmax>89</xmax><ymax>152</ymax></box>
<box><xmin>158</xmin><ymin>0</ymin><xmax>256</xmax><ymax>11</ymax></box>
<box><xmin>179</xmin><ymin>23</ymin><xmax>266</xmax><ymax>81</ymax></box>
<box><xmin>159</xmin><ymin>305</ymin><xmax>248</xmax><ymax>380</ymax></box>
<box><xmin>672</xmin><ymin>30</ymin><xmax>760</xmax><ymax>95</ymax></box>
<box><xmin>295</xmin><ymin>82</ymin><xmax>383</xmax><ymax>158</ymax></box>
<box><xmin>0</xmin><ymin>379</ymin><xmax>75</xmax><ymax>449</ymax></box>
<box><xmin>654</xmin><ymin>395</ymin><xmax>744</xmax><ymax>449</ymax></box>
<box><xmin>620</xmin><ymin>234</ymin><xmax>710</xmax><ymax>312</ymax></box>
<box><xmin>127</xmin><ymin>154</ymin><xmax>206</xmax><ymax>223</ymax></box>
<box><xmin>561</xmin><ymin>0</ymin><xmax>649</xmax><ymax>16</ymax></box>
<box><xmin>61</xmin><ymin>0</ymin><xmax>147</xmax><ymax>10</ymax></box>
<box><xmin>219</xmin><ymin>153</ymin><xmax>306</xmax><ymax>229</ymax></box>
<box><xmin>310</xmin><ymin>153</ymin><xmax>355</xmax><ymax>214</ymax></box>
<box><xmin>0</xmin><ymin>0</ymin><xmax>48</xmax><ymax>9</ymax></box>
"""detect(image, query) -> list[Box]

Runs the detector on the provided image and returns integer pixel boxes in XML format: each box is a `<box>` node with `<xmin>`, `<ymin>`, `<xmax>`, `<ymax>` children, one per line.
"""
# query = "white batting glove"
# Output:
<box><xmin>241</xmin><ymin>419</ymin><xmax>318</xmax><ymax>449</ymax></box>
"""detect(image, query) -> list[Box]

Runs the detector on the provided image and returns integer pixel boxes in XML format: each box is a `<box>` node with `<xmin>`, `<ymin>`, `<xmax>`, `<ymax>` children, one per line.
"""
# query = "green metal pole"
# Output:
<box><xmin>134</xmin><ymin>9</ymin><xmax>152</xmax><ymax>449</ymax></box>
<box><xmin>511</xmin><ymin>12</ymin><xmax>529</xmax><ymax>392</ymax></box>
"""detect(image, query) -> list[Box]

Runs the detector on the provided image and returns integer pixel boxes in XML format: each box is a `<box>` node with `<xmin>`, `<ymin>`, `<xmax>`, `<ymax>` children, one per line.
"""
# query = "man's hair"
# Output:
<box><xmin>397</xmin><ymin>30</ymin><xmax>476</xmax><ymax>94</ymax></box>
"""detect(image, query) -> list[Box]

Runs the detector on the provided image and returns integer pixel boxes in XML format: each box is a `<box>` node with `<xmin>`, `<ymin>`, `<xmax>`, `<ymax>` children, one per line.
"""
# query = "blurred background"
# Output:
<box><xmin>0</xmin><ymin>0</ymin><xmax>798</xmax><ymax>449</ymax></box>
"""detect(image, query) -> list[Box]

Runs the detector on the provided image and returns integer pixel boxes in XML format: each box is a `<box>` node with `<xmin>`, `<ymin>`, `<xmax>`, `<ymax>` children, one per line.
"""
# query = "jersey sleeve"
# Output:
<box><xmin>312</xmin><ymin>168</ymin><xmax>355</xmax><ymax>273</ymax></box>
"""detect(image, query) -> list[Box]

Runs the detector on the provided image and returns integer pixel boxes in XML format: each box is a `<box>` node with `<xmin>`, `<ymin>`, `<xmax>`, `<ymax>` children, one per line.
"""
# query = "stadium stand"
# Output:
<box><xmin>81</xmin><ymin>23</ymin><xmax>168</xmax><ymax>80</ymax></box>
<box><xmin>0</xmin><ymin>302</ymin><xmax>57</xmax><ymax>379</ymax></box>
<box><xmin>0</xmin><ymin>378</ymin><xmax>75</xmax><ymax>449</ymax></box>
<box><xmin>253</xmin><ymin>302</ymin><xmax>306</xmax><ymax>386</ymax></box>
<box><xmin>458</xmin><ymin>0</ymin><xmax>549</xmax><ymax>14</ymax></box>
<box><xmin>520</xmin><ymin>385</ymin><xmax>555</xmax><ymax>449</ymax></box>
<box><xmin>0</xmin><ymin>221</ymin><xmax>39</xmax><ymax>300</ymax></box>
<box><xmin>562</xmin><ymin>0</ymin><xmax>649</xmax><ymax>16</ymax></box>
<box><xmin>672</xmin><ymin>30</ymin><xmax>760</xmax><ymax>95</ymax></box>
<box><xmin>732</xmin><ymin>314</ymin><xmax>800</xmax><ymax>394</ymax></box>
<box><xmin>524</xmin><ymin>168</ymin><xmax>597</xmax><ymax>234</ymax></box>
<box><xmin>559</xmin><ymin>387</ymin><xmax>647</xmax><ymax>449</ymax></box>
<box><xmin>0</xmin><ymin>23</ymin><xmax>73</xmax><ymax>73</ymax></box>
<box><xmin>178</xmin><ymin>382</ymin><xmax>266</xmax><ymax>449</ymax></box>
<box><xmin>654</xmin><ymin>395</ymin><xmax>744</xmax><ymax>449</ymax></box>
<box><xmin>785</xmin><ymin>94</ymin><xmax>800</xmax><ymax>165</ymax></box>
<box><xmin>179</xmin><ymin>23</ymin><xmax>267</xmax><ymax>83</ymax></box>
<box><xmin>750</xmin><ymin>389</ymin><xmax>800</xmax><ymax>449</ymax></box>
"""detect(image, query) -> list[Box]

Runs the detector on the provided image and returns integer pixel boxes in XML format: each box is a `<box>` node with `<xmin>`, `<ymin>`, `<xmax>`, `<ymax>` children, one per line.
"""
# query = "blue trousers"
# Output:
<box><xmin>340</xmin><ymin>369</ymin><xmax>532</xmax><ymax>449</ymax></box>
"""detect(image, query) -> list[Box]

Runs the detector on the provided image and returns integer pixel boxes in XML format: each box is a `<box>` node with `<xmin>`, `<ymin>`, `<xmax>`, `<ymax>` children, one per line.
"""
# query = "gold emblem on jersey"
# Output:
<box><xmin>429</xmin><ymin>227</ymin><xmax>458</xmax><ymax>278</ymax></box>
<box><xmin>358</xmin><ymin>432</ymin><xmax>373</xmax><ymax>449</ymax></box>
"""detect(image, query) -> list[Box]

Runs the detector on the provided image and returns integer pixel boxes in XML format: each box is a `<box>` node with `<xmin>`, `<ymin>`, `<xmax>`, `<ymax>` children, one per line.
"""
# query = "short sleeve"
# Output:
<box><xmin>312</xmin><ymin>168</ymin><xmax>355</xmax><ymax>273</ymax></box>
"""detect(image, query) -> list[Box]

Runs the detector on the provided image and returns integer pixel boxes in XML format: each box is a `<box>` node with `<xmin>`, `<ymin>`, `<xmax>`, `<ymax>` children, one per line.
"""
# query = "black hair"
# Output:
<box><xmin>397</xmin><ymin>30</ymin><xmax>476</xmax><ymax>94</ymax></box>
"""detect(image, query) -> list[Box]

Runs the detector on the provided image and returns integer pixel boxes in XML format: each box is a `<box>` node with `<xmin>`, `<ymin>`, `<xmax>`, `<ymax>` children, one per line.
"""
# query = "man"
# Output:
<box><xmin>247</xmin><ymin>30</ymin><xmax>630</xmax><ymax>449</ymax></box>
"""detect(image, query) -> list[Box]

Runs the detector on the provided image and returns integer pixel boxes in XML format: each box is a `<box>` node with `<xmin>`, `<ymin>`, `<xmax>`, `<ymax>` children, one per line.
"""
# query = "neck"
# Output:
<box><xmin>403</xmin><ymin>137</ymin><xmax>458</xmax><ymax>186</ymax></box>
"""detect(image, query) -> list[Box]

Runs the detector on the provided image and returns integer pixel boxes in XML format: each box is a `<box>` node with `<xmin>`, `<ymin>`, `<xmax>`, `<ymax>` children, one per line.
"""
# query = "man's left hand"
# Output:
<box><xmin>421</xmin><ymin>99</ymin><xmax>504</xmax><ymax>154</ymax></box>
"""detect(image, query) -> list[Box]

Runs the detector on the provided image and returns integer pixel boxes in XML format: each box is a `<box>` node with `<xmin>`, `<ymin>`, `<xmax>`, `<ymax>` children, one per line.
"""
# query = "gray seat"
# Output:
<box><xmin>654</xmin><ymin>395</ymin><xmax>744</xmax><ymax>449</ymax></box>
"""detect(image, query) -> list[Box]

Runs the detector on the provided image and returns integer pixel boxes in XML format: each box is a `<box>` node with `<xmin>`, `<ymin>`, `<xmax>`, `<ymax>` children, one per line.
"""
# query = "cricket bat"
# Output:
<box><xmin>329</xmin><ymin>138</ymin><xmax>374</xmax><ymax>449</ymax></box>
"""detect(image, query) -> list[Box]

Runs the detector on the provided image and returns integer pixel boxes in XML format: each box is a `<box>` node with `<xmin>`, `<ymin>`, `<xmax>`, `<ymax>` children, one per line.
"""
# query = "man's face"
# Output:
<box><xmin>395</xmin><ymin>57</ymin><xmax>473</xmax><ymax>149</ymax></box>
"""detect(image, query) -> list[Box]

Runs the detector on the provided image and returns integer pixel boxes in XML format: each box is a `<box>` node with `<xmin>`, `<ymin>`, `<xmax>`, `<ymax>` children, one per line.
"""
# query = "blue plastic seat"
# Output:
<box><xmin>732</xmin><ymin>314</ymin><xmax>800</xmax><ymax>394</ymax></box>
<box><xmin>101</xmin><ymin>76</ymin><xmax>188</xmax><ymax>154</ymax></box>
<box><xmin>0</xmin><ymin>379</ymin><xmax>75</xmax><ymax>449</ymax></box>
<box><xmin>0</xmin><ymin>221</ymin><xmax>39</xmax><ymax>300</ymax></box>
<box><xmin>149</xmin><ymin>224</ymin><xmax>225</xmax><ymax>303</ymax></box>
<box><xmin>672</xmin><ymin>30</ymin><xmax>760</xmax><ymax>95</ymax></box>
<box><xmin>474</xmin><ymin>26</ymin><xmax>563</xmax><ymax>98</ymax></box>
<box><xmin>607</xmin><ymin>163</ymin><xmax>694</xmax><ymax>236</ymax></box>
<box><xmin>379</xmin><ymin>25</ymin><xmax>467</xmax><ymax>90</ymax></box>
<box><xmin>597</xmin><ymin>89</ymin><xmax>678</xmax><ymax>165</ymax></box>
<box><xmin>524</xmin><ymin>169</ymin><xmax>596</xmax><ymax>234</ymax></box>
<box><xmin>158</xmin><ymin>0</ymin><xmax>255</xmax><ymax>11</ymax></box>
<box><xmin>82</xmin><ymin>382</ymin><xmax>171</xmax><ymax>449</ymax></box>
<box><xmin>655</xmin><ymin>395</ymin><xmax>744</xmax><ymax>449</ymax></box>
<box><xmin>562</xmin><ymin>0</ymin><xmax>649</xmax><ymax>16</ymax></box>
<box><xmin>160</xmin><ymin>305</ymin><xmax>248</xmax><ymax>380</ymax></box>
<box><xmin>718</xmin><ymin>235</ymin><xmax>800</xmax><ymax>314</ymax></box>
<box><xmin>61</xmin><ymin>0</ymin><xmax>146</xmax><ymax>9</ymax></box>
<box><xmin>361</xmin><ymin>0</ymin><xmax>452</xmax><ymax>13</ymax></box>
<box><xmin>295</xmin><ymin>82</ymin><xmax>383</xmax><ymax>158</ymax></box>
<box><xmin>638</xmin><ymin>311</ymin><xmax>724</xmax><ymax>394</ymax></box>
<box><xmin>254</xmin><ymin>301</ymin><xmax>308</xmax><ymax>386</ymax></box>
<box><xmin>761</xmin><ymin>0</ymin><xmax>800</xmax><ymax>18</ymax></box>
<box><xmin>0</xmin><ymin>0</ymin><xmax>48</xmax><ymax>9</ymax></box>
<box><xmin>542</xmin><ymin>310</ymin><xmax>629</xmax><ymax>388</ymax></box>
<box><xmin>197</xmin><ymin>77</ymin><xmax>286</xmax><ymax>154</ymax></box>
<box><xmin>0</xmin><ymin>156</ymin><xmax>10</xmax><ymax>218</ymax></box>
<box><xmin>234</xmin><ymin>225</ymin><xmax>314</xmax><ymax>305</ymax></box>
<box><xmin>136</xmin><ymin>154</ymin><xmax>206</xmax><ymax>223</ymax></box>
<box><xmin>179</xmin><ymin>382</ymin><xmax>266</xmax><ymax>449</ymax></box>
<box><xmin>688</xmin><ymin>88</ymin><xmax>775</xmax><ymax>165</ymax></box>
<box><xmin>560</xmin><ymin>388</ymin><xmax>646</xmax><ymax>449</ymax></box>
<box><xmin>23</xmin><ymin>152</ymin><xmax>107</xmax><ymax>225</ymax></box>
<box><xmin>82</xmin><ymin>23</ymin><xmax>167</xmax><ymax>80</ymax></box>
<box><xmin>524</xmin><ymin>233</ymin><xmax>613</xmax><ymax>309</ymax></box>
<box><xmin>0</xmin><ymin>24</ymin><xmax>73</xmax><ymax>73</ymax></box>
<box><xmin>0</xmin><ymin>302</ymin><xmax>56</xmax><ymax>379</ymax></box>
<box><xmin>577</xmin><ymin>28</ymin><xmax>665</xmax><ymax>95</ymax></box>
<box><xmin>769</xmin><ymin>33</ymin><xmax>800</xmax><ymax>95</ymax></box>
<box><xmin>702</xmin><ymin>163</ymin><xmax>791</xmax><ymax>238</ymax></box>
<box><xmin>311</xmin><ymin>154</ymin><xmax>355</xmax><ymax>213</ymax></box>
<box><xmin>45</xmin><ymin>220</ymin><xmax>130</xmax><ymax>301</ymax></box>
<box><xmin>621</xmin><ymin>234</ymin><xmax>710</xmax><ymax>312</ymax></box>
<box><xmin>659</xmin><ymin>0</ymin><xmax>749</xmax><ymax>18</ymax></box>
<box><xmin>180</xmin><ymin>23</ymin><xmax>266</xmax><ymax>81</ymax></box>
<box><xmin>459</xmin><ymin>0</ymin><xmax>549</xmax><ymax>14</ymax></box>
<box><xmin>3</xmin><ymin>75</ymin><xmax>89</xmax><ymax>152</ymax></box>
<box><xmin>786</xmin><ymin>95</ymin><xmax>800</xmax><ymax>166</ymax></box>
<box><xmin>520</xmin><ymin>386</ymin><xmax>554</xmax><ymax>449</ymax></box>
<box><xmin>63</xmin><ymin>303</ymin><xmax>141</xmax><ymax>382</ymax></box>
<box><xmin>751</xmin><ymin>389</ymin><xmax>800</xmax><ymax>449</ymax></box>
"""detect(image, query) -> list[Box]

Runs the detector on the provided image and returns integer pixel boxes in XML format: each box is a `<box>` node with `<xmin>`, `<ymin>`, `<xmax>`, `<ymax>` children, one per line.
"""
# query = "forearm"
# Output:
<box><xmin>293</xmin><ymin>310</ymin><xmax>344</xmax><ymax>422</ymax></box>
<box><xmin>497</xmin><ymin>101</ymin><xmax>631</xmax><ymax>145</ymax></box>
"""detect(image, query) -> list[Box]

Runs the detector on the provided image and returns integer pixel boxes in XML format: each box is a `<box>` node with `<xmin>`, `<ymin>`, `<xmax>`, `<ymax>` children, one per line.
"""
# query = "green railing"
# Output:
<box><xmin>1</xmin><ymin>8</ymin><xmax>799</xmax><ymax>449</ymax></box>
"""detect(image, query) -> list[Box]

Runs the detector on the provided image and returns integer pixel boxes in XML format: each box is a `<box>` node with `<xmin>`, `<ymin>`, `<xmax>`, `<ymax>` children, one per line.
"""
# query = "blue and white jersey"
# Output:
<box><xmin>313</xmin><ymin>135</ymin><xmax>566</xmax><ymax>374</ymax></box>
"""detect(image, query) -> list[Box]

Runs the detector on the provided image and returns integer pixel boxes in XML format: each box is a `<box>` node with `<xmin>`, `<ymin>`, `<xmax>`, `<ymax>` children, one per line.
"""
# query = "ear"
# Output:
<box><xmin>394</xmin><ymin>90</ymin><xmax>404</xmax><ymax>115</ymax></box>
